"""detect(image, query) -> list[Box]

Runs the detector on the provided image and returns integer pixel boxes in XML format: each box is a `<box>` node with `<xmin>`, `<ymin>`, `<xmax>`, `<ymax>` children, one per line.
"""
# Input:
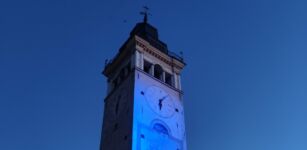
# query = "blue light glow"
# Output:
<box><xmin>132</xmin><ymin>70</ymin><xmax>187</xmax><ymax>150</ymax></box>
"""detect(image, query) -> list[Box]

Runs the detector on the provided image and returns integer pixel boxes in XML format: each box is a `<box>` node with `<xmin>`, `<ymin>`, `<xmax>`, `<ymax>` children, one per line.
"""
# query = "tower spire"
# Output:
<box><xmin>140</xmin><ymin>6</ymin><xmax>150</xmax><ymax>23</ymax></box>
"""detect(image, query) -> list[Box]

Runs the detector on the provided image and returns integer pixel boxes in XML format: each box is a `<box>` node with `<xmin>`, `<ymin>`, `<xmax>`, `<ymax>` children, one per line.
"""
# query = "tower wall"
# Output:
<box><xmin>101</xmin><ymin>20</ymin><xmax>186</xmax><ymax>150</ymax></box>
<box><xmin>101</xmin><ymin>72</ymin><xmax>135</xmax><ymax>150</ymax></box>
<box><xmin>132</xmin><ymin>69</ymin><xmax>186</xmax><ymax>150</ymax></box>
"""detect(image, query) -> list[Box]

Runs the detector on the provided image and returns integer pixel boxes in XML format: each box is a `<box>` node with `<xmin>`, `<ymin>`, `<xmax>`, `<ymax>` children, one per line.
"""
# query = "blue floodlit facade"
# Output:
<box><xmin>132</xmin><ymin>69</ymin><xmax>187</xmax><ymax>150</ymax></box>
<box><xmin>101</xmin><ymin>18</ymin><xmax>186</xmax><ymax>150</ymax></box>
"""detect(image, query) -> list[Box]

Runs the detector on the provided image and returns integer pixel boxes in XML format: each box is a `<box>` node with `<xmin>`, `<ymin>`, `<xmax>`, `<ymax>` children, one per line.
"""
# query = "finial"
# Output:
<box><xmin>140</xmin><ymin>6</ymin><xmax>151</xmax><ymax>23</ymax></box>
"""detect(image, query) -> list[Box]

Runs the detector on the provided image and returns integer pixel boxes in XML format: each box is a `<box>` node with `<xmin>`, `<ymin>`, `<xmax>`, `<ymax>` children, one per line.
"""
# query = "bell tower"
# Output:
<box><xmin>100</xmin><ymin>13</ymin><xmax>187</xmax><ymax>150</ymax></box>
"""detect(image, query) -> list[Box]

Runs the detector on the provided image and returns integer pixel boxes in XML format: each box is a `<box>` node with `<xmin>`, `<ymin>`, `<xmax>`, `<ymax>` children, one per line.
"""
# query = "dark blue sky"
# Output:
<box><xmin>1</xmin><ymin>0</ymin><xmax>307</xmax><ymax>150</ymax></box>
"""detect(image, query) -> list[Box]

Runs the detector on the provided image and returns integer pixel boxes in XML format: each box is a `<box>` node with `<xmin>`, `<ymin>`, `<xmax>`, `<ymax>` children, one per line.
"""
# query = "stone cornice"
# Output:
<box><xmin>135</xmin><ymin>36</ymin><xmax>185</xmax><ymax>73</ymax></box>
<box><xmin>103</xmin><ymin>35</ymin><xmax>186</xmax><ymax>77</ymax></box>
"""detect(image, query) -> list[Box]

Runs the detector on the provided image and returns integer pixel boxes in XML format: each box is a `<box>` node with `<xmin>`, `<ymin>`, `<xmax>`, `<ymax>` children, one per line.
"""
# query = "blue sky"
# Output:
<box><xmin>1</xmin><ymin>0</ymin><xmax>307</xmax><ymax>150</ymax></box>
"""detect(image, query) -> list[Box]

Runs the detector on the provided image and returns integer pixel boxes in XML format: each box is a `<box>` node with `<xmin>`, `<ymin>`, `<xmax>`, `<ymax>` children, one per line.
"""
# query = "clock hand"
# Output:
<box><xmin>159</xmin><ymin>95</ymin><xmax>168</xmax><ymax>101</ymax></box>
<box><xmin>158</xmin><ymin>95</ymin><xmax>168</xmax><ymax>110</ymax></box>
<box><xmin>158</xmin><ymin>96</ymin><xmax>166</xmax><ymax>110</ymax></box>
<box><xmin>158</xmin><ymin>95</ymin><xmax>169</xmax><ymax>110</ymax></box>
<box><xmin>158</xmin><ymin>99</ymin><xmax>163</xmax><ymax>110</ymax></box>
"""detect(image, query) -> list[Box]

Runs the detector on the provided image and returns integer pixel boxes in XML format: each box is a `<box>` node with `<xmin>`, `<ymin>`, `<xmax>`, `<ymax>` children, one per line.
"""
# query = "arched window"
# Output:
<box><xmin>165</xmin><ymin>71</ymin><xmax>173</xmax><ymax>86</ymax></box>
<box><xmin>153</xmin><ymin>123</ymin><xmax>169</xmax><ymax>135</ymax></box>
<box><xmin>154</xmin><ymin>64</ymin><xmax>163</xmax><ymax>80</ymax></box>
<box><xmin>143</xmin><ymin>60</ymin><xmax>152</xmax><ymax>74</ymax></box>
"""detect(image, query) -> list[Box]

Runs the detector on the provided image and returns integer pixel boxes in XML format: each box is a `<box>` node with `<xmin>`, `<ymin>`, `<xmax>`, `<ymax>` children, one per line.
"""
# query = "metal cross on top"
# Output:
<box><xmin>140</xmin><ymin>6</ymin><xmax>151</xmax><ymax>23</ymax></box>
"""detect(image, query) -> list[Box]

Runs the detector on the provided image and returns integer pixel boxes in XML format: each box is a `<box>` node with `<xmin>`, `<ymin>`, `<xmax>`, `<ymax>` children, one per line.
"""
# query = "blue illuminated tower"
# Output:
<box><xmin>100</xmin><ymin>15</ymin><xmax>187</xmax><ymax>150</ymax></box>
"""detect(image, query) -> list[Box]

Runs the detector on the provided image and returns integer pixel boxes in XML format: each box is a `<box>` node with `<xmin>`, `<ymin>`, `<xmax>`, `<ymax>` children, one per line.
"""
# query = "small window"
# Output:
<box><xmin>112</xmin><ymin>78</ymin><xmax>118</xmax><ymax>89</ymax></box>
<box><xmin>115</xmin><ymin>95</ymin><xmax>121</xmax><ymax>115</ymax></box>
<box><xmin>125</xmin><ymin>61</ymin><xmax>131</xmax><ymax>76</ymax></box>
<box><xmin>165</xmin><ymin>72</ymin><xmax>173</xmax><ymax>86</ymax></box>
<box><xmin>154</xmin><ymin>64</ymin><xmax>163</xmax><ymax>81</ymax></box>
<box><xmin>143</xmin><ymin>60</ymin><xmax>152</xmax><ymax>74</ymax></box>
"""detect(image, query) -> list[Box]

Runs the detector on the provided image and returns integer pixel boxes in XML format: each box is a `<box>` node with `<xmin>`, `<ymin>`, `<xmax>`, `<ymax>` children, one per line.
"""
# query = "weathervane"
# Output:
<box><xmin>140</xmin><ymin>6</ymin><xmax>151</xmax><ymax>23</ymax></box>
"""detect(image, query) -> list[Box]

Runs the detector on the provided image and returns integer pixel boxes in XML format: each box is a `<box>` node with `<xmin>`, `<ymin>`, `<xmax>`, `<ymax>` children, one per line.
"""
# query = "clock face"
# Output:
<box><xmin>144</xmin><ymin>86</ymin><xmax>175</xmax><ymax>118</ymax></box>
